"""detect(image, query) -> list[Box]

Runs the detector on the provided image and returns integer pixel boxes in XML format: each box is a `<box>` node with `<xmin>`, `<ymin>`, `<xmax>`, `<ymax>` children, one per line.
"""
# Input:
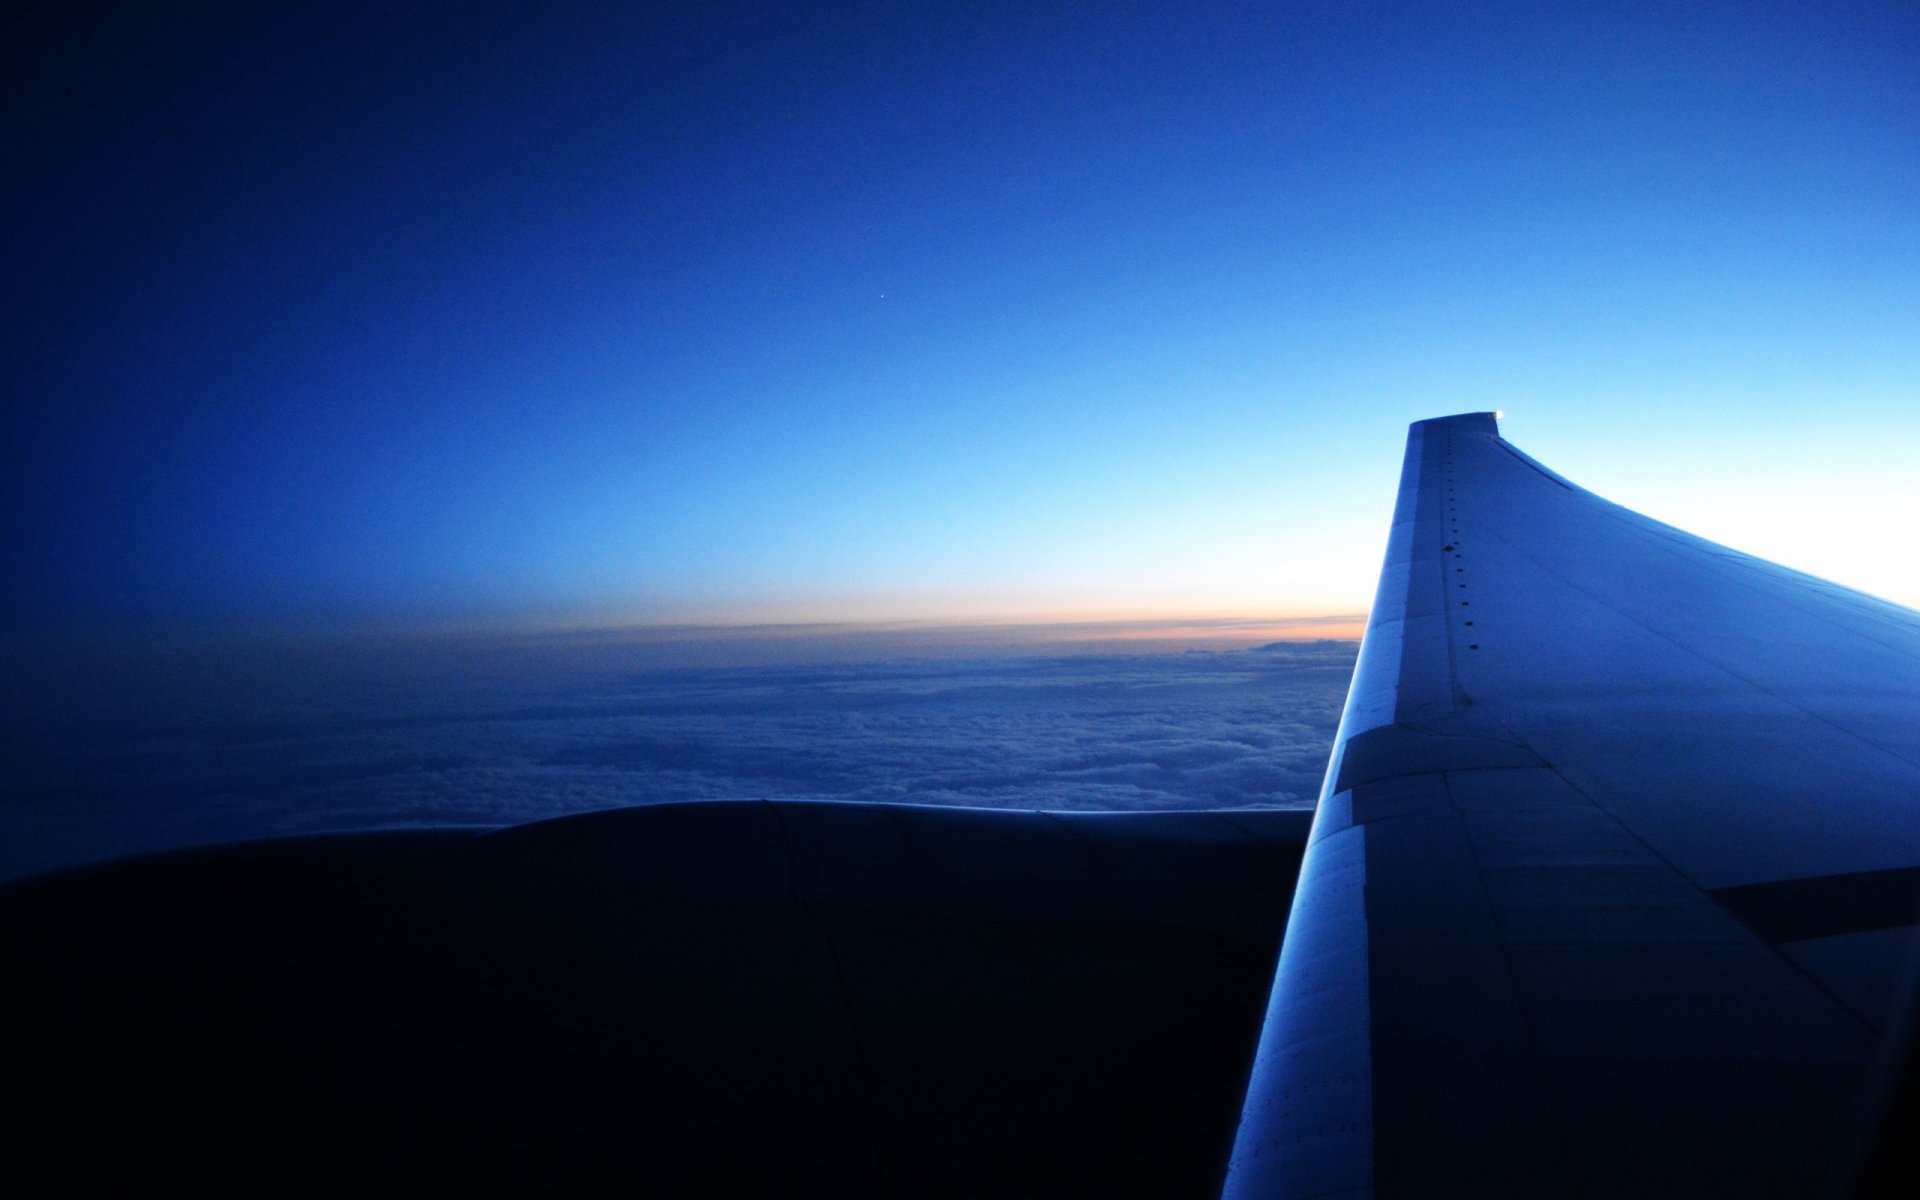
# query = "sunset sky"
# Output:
<box><xmin>8</xmin><ymin>2</ymin><xmax>1917</xmax><ymax>646</ymax></box>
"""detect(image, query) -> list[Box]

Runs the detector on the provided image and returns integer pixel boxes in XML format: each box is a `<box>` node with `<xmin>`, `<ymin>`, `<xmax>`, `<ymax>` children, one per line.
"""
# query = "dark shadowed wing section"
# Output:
<box><xmin>0</xmin><ymin>802</ymin><xmax>1307</xmax><ymax>1195</ymax></box>
<box><xmin>1224</xmin><ymin>413</ymin><xmax>1920</xmax><ymax>1199</ymax></box>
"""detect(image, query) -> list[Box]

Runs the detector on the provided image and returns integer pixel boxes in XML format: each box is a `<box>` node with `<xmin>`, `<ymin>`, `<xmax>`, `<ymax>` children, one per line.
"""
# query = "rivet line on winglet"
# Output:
<box><xmin>1445</xmin><ymin>440</ymin><xmax>1478</xmax><ymax>652</ymax></box>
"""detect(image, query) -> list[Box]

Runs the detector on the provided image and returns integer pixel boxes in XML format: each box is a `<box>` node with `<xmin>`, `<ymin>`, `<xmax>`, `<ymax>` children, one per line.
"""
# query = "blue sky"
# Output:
<box><xmin>7</xmin><ymin>2</ymin><xmax>1917</xmax><ymax>639</ymax></box>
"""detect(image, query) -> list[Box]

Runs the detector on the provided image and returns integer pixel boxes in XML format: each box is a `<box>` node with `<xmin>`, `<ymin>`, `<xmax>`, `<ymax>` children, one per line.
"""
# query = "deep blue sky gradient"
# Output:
<box><xmin>8</xmin><ymin>2</ymin><xmax>1918</xmax><ymax>636</ymax></box>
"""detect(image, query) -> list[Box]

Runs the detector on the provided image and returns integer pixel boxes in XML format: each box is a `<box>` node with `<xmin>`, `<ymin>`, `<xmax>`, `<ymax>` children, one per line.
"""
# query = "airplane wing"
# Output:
<box><xmin>0</xmin><ymin>802</ymin><xmax>1308</xmax><ymax>1193</ymax></box>
<box><xmin>1224</xmin><ymin>412</ymin><xmax>1920</xmax><ymax>1198</ymax></box>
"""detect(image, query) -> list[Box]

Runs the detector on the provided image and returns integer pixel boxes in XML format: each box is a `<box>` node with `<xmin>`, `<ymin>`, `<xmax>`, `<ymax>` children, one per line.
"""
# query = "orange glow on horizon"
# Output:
<box><xmin>513</xmin><ymin>610</ymin><xmax>1370</xmax><ymax>657</ymax></box>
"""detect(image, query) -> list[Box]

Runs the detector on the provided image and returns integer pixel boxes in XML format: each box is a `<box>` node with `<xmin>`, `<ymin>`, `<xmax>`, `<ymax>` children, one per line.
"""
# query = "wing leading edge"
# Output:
<box><xmin>1225</xmin><ymin>413</ymin><xmax>1920</xmax><ymax>1197</ymax></box>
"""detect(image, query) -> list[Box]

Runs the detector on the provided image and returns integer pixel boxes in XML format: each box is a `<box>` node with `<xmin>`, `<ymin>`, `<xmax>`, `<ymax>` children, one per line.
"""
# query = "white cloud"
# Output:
<box><xmin>0</xmin><ymin>641</ymin><xmax>1355</xmax><ymax>881</ymax></box>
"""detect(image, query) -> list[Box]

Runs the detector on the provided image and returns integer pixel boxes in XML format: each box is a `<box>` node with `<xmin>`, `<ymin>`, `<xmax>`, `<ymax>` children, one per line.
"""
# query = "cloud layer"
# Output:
<box><xmin>2</xmin><ymin>639</ymin><xmax>1356</xmax><ymax>882</ymax></box>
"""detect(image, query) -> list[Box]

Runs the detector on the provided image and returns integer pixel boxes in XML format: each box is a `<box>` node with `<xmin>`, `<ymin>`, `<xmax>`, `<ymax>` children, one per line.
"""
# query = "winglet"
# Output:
<box><xmin>1412</xmin><ymin>410</ymin><xmax>1501</xmax><ymax>437</ymax></box>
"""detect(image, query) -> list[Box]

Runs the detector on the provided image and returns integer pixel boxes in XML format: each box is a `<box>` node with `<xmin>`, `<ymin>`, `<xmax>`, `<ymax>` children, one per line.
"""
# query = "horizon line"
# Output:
<box><xmin>4</xmin><ymin>611</ymin><xmax>1371</xmax><ymax>667</ymax></box>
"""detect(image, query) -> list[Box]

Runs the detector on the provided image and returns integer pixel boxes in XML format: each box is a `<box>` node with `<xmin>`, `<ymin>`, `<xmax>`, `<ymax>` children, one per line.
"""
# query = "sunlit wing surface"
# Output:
<box><xmin>1225</xmin><ymin>413</ymin><xmax>1920</xmax><ymax>1199</ymax></box>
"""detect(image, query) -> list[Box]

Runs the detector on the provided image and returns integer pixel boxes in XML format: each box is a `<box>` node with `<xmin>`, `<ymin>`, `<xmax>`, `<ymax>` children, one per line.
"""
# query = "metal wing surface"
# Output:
<box><xmin>1226</xmin><ymin>412</ymin><xmax>1920</xmax><ymax>1199</ymax></box>
<box><xmin>1</xmin><ymin>803</ymin><xmax>1309</xmax><ymax>1193</ymax></box>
